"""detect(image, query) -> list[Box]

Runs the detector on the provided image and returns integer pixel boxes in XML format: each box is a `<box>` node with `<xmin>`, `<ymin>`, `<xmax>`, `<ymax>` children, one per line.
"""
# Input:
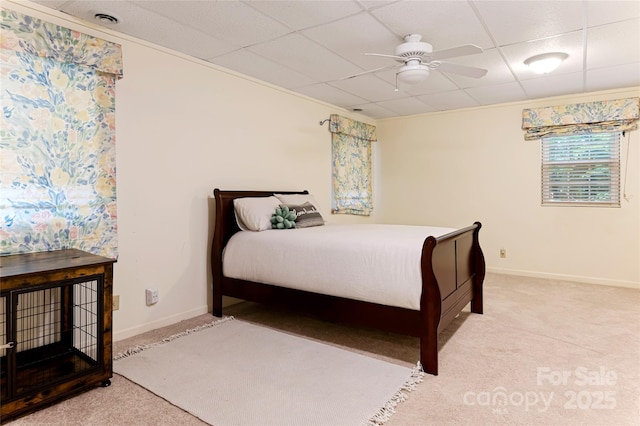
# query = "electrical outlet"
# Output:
<box><xmin>113</xmin><ymin>295</ymin><xmax>120</xmax><ymax>311</ymax></box>
<box><xmin>500</xmin><ymin>248</ymin><xmax>507</xmax><ymax>258</ymax></box>
<box><xmin>146</xmin><ymin>288</ymin><xmax>159</xmax><ymax>306</ymax></box>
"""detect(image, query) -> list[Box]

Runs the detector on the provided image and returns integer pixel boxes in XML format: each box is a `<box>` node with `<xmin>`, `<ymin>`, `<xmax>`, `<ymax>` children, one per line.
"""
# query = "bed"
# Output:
<box><xmin>210</xmin><ymin>189</ymin><xmax>485</xmax><ymax>375</ymax></box>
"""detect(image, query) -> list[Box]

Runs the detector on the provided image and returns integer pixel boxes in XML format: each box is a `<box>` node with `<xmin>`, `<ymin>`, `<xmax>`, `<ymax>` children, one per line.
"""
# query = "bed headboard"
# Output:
<box><xmin>210</xmin><ymin>189</ymin><xmax>309</xmax><ymax>296</ymax></box>
<box><xmin>212</xmin><ymin>189</ymin><xmax>309</xmax><ymax>248</ymax></box>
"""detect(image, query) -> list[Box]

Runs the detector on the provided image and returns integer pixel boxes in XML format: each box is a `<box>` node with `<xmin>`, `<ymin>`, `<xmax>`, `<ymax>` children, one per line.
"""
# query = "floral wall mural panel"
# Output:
<box><xmin>0</xmin><ymin>9</ymin><xmax>121</xmax><ymax>258</ymax></box>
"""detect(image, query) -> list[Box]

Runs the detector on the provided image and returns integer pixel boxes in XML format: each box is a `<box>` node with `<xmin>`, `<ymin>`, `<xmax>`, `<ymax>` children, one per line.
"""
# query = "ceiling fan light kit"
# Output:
<box><xmin>398</xmin><ymin>62</ymin><xmax>430</xmax><ymax>84</ymax></box>
<box><xmin>524</xmin><ymin>52</ymin><xmax>568</xmax><ymax>74</ymax></box>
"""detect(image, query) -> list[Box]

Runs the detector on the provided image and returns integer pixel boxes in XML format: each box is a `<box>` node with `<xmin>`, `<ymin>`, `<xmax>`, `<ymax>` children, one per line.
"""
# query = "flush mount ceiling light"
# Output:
<box><xmin>94</xmin><ymin>12</ymin><xmax>119</xmax><ymax>25</ymax></box>
<box><xmin>524</xmin><ymin>52</ymin><xmax>568</xmax><ymax>74</ymax></box>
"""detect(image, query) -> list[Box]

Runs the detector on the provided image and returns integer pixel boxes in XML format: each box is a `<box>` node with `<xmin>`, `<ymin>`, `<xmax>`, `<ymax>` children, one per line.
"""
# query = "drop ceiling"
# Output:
<box><xmin>29</xmin><ymin>0</ymin><xmax>640</xmax><ymax>119</ymax></box>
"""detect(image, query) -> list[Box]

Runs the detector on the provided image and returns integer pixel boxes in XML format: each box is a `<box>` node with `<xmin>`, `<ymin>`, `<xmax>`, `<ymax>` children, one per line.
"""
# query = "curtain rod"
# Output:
<box><xmin>319</xmin><ymin>118</ymin><xmax>330</xmax><ymax>126</ymax></box>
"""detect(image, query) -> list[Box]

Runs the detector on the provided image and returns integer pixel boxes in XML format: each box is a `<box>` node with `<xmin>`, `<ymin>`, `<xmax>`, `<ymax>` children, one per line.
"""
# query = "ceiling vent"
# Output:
<box><xmin>94</xmin><ymin>13</ymin><xmax>119</xmax><ymax>24</ymax></box>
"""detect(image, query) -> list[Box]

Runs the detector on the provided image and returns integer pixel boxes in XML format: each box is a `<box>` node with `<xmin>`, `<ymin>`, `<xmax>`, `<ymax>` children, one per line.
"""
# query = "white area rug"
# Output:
<box><xmin>114</xmin><ymin>317</ymin><xmax>422</xmax><ymax>426</ymax></box>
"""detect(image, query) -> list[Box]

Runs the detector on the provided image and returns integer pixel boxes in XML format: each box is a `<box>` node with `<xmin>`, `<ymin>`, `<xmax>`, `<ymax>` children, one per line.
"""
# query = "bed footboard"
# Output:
<box><xmin>419</xmin><ymin>222</ymin><xmax>485</xmax><ymax>375</ymax></box>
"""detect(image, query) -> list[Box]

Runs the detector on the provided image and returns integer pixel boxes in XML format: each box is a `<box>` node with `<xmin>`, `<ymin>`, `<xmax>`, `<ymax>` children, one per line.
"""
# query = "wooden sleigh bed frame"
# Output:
<box><xmin>210</xmin><ymin>189</ymin><xmax>486</xmax><ymax>375</ymax></box>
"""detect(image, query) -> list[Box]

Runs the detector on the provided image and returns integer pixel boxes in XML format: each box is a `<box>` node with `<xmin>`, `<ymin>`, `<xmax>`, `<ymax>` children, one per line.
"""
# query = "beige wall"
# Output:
<box><xmin>114</xmin><ymin>42</ymin><xmax>377</xmax><ymax>339</ymax></box>
<box><xmin>6</xmin><ymin>2</ymin><xmax>376</xmax><ymax>340</ymax></box>
<box><xmin>377</xmin><ymin>89</ymin><xmax>640</xmax><ymax>288</ymax></box>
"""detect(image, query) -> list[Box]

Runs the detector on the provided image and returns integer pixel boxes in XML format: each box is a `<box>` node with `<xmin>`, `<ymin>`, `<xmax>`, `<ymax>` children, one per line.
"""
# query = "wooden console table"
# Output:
<box><xmin>0</xmin><ymin>249</ymin><xmax>116</xmax><ymax>421</ymax></box>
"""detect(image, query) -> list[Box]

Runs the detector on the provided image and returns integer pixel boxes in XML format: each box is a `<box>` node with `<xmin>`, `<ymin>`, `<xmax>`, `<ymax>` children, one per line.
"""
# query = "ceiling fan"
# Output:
<box><xmin>345</xmin><ymin>34</ymin><xmax>488</xmax><ymax>89</ymax></box>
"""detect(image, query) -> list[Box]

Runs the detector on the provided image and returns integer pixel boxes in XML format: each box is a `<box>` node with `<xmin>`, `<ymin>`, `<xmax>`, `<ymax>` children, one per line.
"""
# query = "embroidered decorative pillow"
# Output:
<box><xmin>275</xmin><ymin>193</ymin><xmax>321</xmax><ymax>211</ymax></box>
<box><xmin>286</xmin><ymin>202</ymin><xmax>325</xmax><ymax>228</ymax></box>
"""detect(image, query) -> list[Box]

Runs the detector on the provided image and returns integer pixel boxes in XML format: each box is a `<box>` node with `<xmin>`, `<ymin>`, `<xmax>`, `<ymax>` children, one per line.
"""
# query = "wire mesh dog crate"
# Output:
<box><xmin>0</xmin><ymin>249</ymin><xmax>115</xmax><ymax>421</ymax></box>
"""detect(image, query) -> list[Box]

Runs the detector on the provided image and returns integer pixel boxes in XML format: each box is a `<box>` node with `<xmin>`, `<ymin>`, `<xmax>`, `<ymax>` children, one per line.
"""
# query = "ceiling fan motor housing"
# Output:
<box><xmin>395</xmin><ymin>34</ymin><xmax>433</xmax><ymax>59</ymax></box>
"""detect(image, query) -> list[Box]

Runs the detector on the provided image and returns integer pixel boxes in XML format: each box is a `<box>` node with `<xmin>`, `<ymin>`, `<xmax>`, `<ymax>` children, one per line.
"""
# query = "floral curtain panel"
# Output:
<box><xmin>522</xmin><ymin>97</ymin><xmax>639</xmax><ymax>141</ymax></box>
<box><xmin>0</xmin><ymin>9</ymin><xmax>123</xmax><ymax>258</ymax></box>
<box><xmin>329</xmin><ymin>114</ymin><xmax>377</xmax><ymax>216</ymax></box>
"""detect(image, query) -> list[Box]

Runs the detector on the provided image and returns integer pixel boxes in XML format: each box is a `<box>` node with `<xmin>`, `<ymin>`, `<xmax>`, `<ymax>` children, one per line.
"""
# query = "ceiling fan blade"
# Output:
<box><xmin>435</xmin><ymin>61</ymin><xmax>488</xmax><ymax>78</ymax></box>
<box><xmin>364</xmin><ymin>53</ymin><xmax>405</xmax><ymax>61</ymax></box>
<box><xmin>341</xmin><ymin>64</ymin><xmax>398</xmax><ymax>80</ymax></box>
<box><xmin>431</xmin><ymin>44</ymin><xmax>483</xmax><ymax>60</ymax></box>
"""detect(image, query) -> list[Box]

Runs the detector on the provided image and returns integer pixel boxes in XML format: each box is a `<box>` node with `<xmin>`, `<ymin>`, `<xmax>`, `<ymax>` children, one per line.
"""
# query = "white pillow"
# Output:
<box><xmin>275</xmin><ymin>193</ymin><xmax>321</xmax><ymax>210</ymax></box>
<box><xmin>233</xmin><ymin>196</ymin><xmax>281</xmax><ymax>231</ymax></box>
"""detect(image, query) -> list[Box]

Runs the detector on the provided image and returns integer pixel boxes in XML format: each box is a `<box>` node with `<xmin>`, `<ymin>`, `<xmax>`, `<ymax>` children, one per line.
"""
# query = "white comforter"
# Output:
<box><xmin>222</xmin><ymin>224</ymin><xmax>455</xmax><ymax>310</ymax></box>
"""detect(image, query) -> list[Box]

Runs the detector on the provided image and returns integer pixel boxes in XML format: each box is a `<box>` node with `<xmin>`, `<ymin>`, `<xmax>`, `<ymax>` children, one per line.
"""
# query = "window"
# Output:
<box><xmin>541</xmin><ymin>132</ymin><xmax>620</xmax><ymax>207</ymax></box>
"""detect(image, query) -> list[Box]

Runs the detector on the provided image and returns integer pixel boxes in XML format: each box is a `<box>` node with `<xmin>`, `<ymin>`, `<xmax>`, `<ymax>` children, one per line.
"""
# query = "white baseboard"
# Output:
<box><xmin>113</xmin><ymin>305</ymin><xmax>210</xmax><ymax>341</ymax></box>
<box><xmin>487</xmin><ymin>267</ymin><xmax>640</xmax><ymax>290</ymax></box>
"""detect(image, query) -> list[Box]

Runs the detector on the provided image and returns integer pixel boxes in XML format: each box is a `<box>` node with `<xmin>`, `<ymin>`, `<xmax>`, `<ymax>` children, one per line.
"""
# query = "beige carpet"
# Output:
<box><xmin>6</xmin><ymin>273</ymin><xmax>640</xmax><ymax>425</ymax></box>
<box><xmin>113</xmin><ymin>317</ymin><xmax>423</xmax><ymax>426</ymax></box>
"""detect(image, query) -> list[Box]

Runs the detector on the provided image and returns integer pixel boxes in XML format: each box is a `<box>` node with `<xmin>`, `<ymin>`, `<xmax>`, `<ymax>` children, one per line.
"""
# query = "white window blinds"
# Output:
<box><xmin>541</xmin><ymin>133</ymin><xmax>621</xmax><ymax>207</ymax></box>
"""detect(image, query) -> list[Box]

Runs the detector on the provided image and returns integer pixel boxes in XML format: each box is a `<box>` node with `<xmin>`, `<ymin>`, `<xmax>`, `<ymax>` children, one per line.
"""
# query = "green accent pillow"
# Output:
<box><xmin>270</xmin><ymin>205</ymin><xmax>297</xmax><ymax>229</ymax></box>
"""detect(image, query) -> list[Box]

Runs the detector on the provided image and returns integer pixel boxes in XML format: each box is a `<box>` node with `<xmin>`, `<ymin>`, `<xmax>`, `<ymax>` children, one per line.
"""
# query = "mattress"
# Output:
<box><xmin>222</xmin><ymin>224</ymin><xmax>456</xmax><ymax>310</ymax></box>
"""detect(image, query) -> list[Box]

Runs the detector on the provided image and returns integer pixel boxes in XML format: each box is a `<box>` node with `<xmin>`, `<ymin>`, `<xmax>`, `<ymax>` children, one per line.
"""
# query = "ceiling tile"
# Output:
<box><xmin>586</xmin><ymin>19</ymin><xmax>640</xmax><ymax>69</ymax></box>
<box><xmin>586</xmin><ymin>2</ymin><xmax>640</xmax><ymax>27</ymax></box>
<box><xmin>246</xmin><ymin>0</ymin><xmax>364</xmax><ymax>31</ymax></box>
<box><xmin>586</xmin><ymin>63</ymin><xmax>640</xmax><ymax>92</ymax></box>
<box><xmin>295</xmin><ymin>83</ymin><xmax>369</xmax><ymax>108</ymax></box>
<box><xmin>465</xmin><ymin>82</ymin><xmax>528</xmax><ymax>105</ymax></box>
<box><xmin>247</xmin><ymin>33</ymin><xmax>363</xmax><ymax>82</ymax></box>
<box><xmin>520</xmin><ymin>72</ymin><xmax>585</xmax><ymax>99</ymax></box>
<box><xmin>345</xmin><ymin>102</ymin><xmax>398</xmax><ymax>119</ymax></box>
<box><xmin>210</xmin><ymin>50</ymin><xmax>317</xmax><ymax>89</ymax></box>
<box><xmin>375</xmin><ymin>97</ymin><xmax>437</xmax><ymax>116</ymax></box>
<box><xmin>418</xmin><ymin>90</ymin><xmax>480</xmax><ymax>111</ymax></box>
<box><xmin>443</xmin><ymin>48</ymin><xmax>515</xmax><ymax>88</ymax></box>
<box><xmin>302</xmin><ymin>12</ymin><xmax>400</xmax><ymax>71</ymax></box>
<box><xmin>328</xmin><ymin>74</ymin><xmax>405</xmax><ymax>102</ymax></box>
<box><xmin>473</xmin><ymin>1</ymin><xmax>583</xmax><ymax>46</ymax></box>
<box><xmin>501</xmin><ymin>32</ymin><xmax>584</xmax><ymax>80</ymax></box>
<box><xmin>31</xmin><ymin>0</ymin><xmax>68</xmax><ymax>8</ymax></box>
<box><xmin>133</xmin><ymin>1</ymin><xmax>291</xmax><ymax>47</ymax></box>
<box><xmin>371</xmin><ymin>1</ymin><xmax>494</xmax><ymax>50</ymax></box>
<box><xmin>358</xmin><ymin>0</ymin><xmax>399</xmax><ymax>10</ymax></box>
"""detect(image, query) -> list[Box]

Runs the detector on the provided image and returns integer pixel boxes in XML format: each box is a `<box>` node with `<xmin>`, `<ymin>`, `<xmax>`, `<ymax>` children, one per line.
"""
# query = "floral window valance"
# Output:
<box><xmin>1</xmin><ymin>9</ymin><xmax>123</xmax><ymax>76</ymax></box>
<box><xmin>329</xmin><ymin>114</ymin><xmax>377</xmax><ymax>142</ymax></box>
<box><xmin>329</xmin><ymin>114</ymin><xmax>376</xmax><ymax>216</ymax></box>
<box><xmin>522</xmin><ymin>97</ymin><xmax>639</xmax><ymax>141</ymax></box>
